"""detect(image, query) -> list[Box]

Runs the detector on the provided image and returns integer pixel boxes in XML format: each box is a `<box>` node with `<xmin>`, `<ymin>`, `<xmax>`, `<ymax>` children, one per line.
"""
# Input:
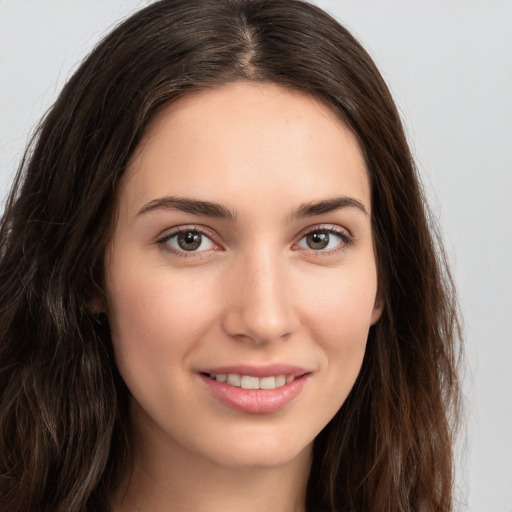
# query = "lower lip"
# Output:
<box><xmin>200</xmin><ymin>374</ymin><xmax>309</xmax><ymax>414</ymax></box>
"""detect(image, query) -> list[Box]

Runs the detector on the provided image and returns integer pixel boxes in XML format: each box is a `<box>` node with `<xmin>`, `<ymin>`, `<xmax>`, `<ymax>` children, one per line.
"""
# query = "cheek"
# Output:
<box><xmin>298</xmin><ymin>266</ymin><xmax>377</xmax><ymax>401</ymax></box>
<box><xmin>106</xmin><ymin>264</ymin><xmax>220</xmax><ymax>381</ymax></box>
<box><xmin>301</xmin><ymin>263</ymin><xmax>378</xmax><ymax>342</ymax></box>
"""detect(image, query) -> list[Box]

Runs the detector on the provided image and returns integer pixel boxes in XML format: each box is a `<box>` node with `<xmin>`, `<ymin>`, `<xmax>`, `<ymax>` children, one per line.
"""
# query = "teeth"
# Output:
<box><xmin>227</xmin><ymin>374</ymin><xmax>241</xmax><ymax>386</ymax></box>
<box><xmin>210</xmin><ymin>373</ymin><xmax>295</xmax><ymax>390</ymax></box>
<box><xmin>275</xmin><ymin>375</ymin><xmax>286</xmax><ymax>387</ymax></box>
<box><xmin>259</xmin><ymin>376</ymin><xmax>276</xmax><ymax>389</ymax></box>
<box><xmin>240</xmin><ymin>375</ymin><xmax>259</xmax><ymax>389</ymax></box>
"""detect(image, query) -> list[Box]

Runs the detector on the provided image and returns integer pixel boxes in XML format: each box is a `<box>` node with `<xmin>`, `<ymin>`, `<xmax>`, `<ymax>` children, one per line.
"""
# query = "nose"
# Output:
<box><xmin>221</xmin><ymin>249</ymin><xmax>298</xmax><ymax>345</ymax></box>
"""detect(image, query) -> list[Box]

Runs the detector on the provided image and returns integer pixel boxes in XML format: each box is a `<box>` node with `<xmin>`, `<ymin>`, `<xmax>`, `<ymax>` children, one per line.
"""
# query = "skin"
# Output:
<box><xmin>104</xmin><ymin>81</ymin><xmax>381</xmax><ymax>512</ymax></box>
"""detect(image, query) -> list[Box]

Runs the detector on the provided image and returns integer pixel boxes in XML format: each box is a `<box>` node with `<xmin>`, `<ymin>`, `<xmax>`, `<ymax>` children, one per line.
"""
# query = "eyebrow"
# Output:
<box><xmin>136</xmin><ymin>196</ymin><xmax>237</xmax><ymax>221</ymax></box>
<box><xmin>293</xmin><ymin>196</ymin><xmax>368</xmax><ymax>218</ymax></box>
<box><xmin>136</xmin><ymin>195</ymin><xmax>368</xmax><ymax>221</ymax></box>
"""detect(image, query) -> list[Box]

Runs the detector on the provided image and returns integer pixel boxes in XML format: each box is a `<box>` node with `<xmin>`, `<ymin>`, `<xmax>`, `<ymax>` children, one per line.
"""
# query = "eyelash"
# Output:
<box><xmin>293</xmin><ymin>225</ymin><xmax>354</xmax><ymax>256</ymax></box>
<box><xmin>156</xmin><ymin>226</ymin><xmax>218</xmax><ymax>258</ymax></box>
<box><xmin>156</xmin><ymin>225</ymin><xmax>354</xmax><ymax>258</ymax></box>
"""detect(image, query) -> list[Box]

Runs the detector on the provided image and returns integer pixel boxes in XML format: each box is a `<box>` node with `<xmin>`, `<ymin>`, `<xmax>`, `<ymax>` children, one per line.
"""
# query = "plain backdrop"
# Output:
<box><xmin>0</xmin><ymin>1</ymin><xmax>511</xmax><ymax>511</ymax></box>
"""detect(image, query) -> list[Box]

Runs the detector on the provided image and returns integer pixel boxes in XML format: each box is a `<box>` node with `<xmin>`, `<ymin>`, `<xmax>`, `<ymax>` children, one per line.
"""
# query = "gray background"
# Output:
<box><xmin>1</xmin><ymin>1</ymin><xmax>511</xmax><ymax>510</ymax></box>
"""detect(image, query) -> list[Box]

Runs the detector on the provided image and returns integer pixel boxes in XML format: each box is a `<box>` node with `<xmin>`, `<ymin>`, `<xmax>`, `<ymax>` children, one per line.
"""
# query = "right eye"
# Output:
<box><xmin>158</xmin><ymin>229</ymin><xmax>216</xmax><ymax>254</ymax></box>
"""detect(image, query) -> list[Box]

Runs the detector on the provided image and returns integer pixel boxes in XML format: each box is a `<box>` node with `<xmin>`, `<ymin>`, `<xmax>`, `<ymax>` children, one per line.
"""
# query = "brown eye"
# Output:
<box><xmin>305</xmin><ymin>231</ymin><xmax>330</xmax><ymax>250</ymax></box>
<box><xmin>297</xmin><ymin>228</ymin><xmax>351</xmax><ymax>253</ymax></box>
<box><xmin>161</xmin><ymin>229</ymin><xmax>215</xmax><ymax>253</ymax></box>
<box><xmin>177</xmin><ymin>231</ymin><xmax>203</xmax><ymax>251</ymax></box>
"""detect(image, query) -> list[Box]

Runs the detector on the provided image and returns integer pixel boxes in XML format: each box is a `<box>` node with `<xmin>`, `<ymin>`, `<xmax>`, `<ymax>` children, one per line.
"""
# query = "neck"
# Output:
<box><xmin>113</xmin><ymin>405</ymin><xmax>312</xmax><ymax>512</ymax></box>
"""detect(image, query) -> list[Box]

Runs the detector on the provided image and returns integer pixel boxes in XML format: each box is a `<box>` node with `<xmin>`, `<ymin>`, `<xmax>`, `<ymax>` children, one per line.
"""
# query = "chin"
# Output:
<box><xmin>200</xmin><ymin>433</ymin><xmax>314</xmax><ymax>471</ymax></box>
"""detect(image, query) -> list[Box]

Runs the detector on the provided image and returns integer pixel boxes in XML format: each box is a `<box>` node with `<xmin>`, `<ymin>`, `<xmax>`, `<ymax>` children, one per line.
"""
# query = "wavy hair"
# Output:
<box><xmin>0</xmin><ymin>1</ymin><xmax>461</xmax><ymax>510</ymax></box>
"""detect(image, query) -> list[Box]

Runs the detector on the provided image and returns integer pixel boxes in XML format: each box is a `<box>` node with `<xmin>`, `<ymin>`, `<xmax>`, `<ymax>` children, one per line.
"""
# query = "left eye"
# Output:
<box><xmin>163</xmin><ymin>230</ymin><xmax>215</xmax><ymax>252</ymax></box>
<box><xmin>297</xmin><ymin>230</ymin><xmax>345</xmax><ymax>251</ymax></box>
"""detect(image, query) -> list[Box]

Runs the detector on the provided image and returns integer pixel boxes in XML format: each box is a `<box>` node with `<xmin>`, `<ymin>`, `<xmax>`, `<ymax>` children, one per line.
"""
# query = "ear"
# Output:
<box><xmin>370</xmin><ymin>296</ymin><xmax>384</xmax><ymax>325</ymax></box>
<box><xmin>89</xmin><ymin>292</ymin><xmax>107</xmax><ymax>315</ymax></box>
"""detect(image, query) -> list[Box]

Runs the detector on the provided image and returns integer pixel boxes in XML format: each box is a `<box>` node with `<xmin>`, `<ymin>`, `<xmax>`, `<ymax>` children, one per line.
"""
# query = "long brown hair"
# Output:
<box><xmin>0</xmin><ymin>1</ymin><xmax>461</xmax><ymax>510</ymax></box>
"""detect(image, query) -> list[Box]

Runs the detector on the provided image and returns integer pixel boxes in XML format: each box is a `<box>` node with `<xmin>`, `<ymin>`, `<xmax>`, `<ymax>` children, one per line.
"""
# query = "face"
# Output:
<box><xmin>104</xmin><ymin>81</ymin><xmax>381</xmax><ymax>470</ymax></box>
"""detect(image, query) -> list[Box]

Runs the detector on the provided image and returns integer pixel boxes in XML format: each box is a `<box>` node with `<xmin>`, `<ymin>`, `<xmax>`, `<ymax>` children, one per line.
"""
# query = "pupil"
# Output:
<box><xmin>178</xmin><ymin>232</ymin><xmax>202</xmax><ymax>251</ymax></box>
<box><xmin>307</xmin><ymin>231</ymin><xmax>329</xmax><ymax>250</ymax></box>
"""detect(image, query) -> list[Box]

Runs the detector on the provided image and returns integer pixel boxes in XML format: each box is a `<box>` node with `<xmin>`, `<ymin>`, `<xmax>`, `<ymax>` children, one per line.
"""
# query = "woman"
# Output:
<box><xmin>0</xmin><ymin>1</ymin><xmax>461</xmax><ymax>511</ymax></box>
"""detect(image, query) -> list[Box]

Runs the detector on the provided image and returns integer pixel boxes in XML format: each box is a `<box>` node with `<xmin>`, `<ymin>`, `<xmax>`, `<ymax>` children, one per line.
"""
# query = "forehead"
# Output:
<box><xmin>121</xmin><ymin>81</ymin><xmax>370</xmax><ymax>217</ymax></box>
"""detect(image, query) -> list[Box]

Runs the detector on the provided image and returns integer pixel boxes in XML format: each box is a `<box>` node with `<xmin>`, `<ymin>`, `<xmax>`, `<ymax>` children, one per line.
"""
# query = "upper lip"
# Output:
<box><xmin>198</xmin><ymin>364</ymin><xmax>311</xmax><ymax>378</ymax></box>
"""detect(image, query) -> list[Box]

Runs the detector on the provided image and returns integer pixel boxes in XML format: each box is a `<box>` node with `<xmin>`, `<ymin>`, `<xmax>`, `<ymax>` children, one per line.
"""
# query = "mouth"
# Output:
<box><xmin>203</xmin><ymin>372</ymin><xmax>300</xmax><ymax>390</ymax></box>
<box><xmin>199</xmin><ymin>366</ymin><xmax>311</xmax><ymax>414</ymax></box>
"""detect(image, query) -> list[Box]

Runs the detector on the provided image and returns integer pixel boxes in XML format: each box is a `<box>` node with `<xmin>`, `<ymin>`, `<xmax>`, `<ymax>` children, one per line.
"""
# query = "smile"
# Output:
<box><xmin>200</xmin><ymin>366</ymin><xmax>310</xmax><ymax>414</ymax></box>
<box><xmin>207</xmin><ymin>373</ymin><xmax>295</xmax><ymax>390</ymax></box>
